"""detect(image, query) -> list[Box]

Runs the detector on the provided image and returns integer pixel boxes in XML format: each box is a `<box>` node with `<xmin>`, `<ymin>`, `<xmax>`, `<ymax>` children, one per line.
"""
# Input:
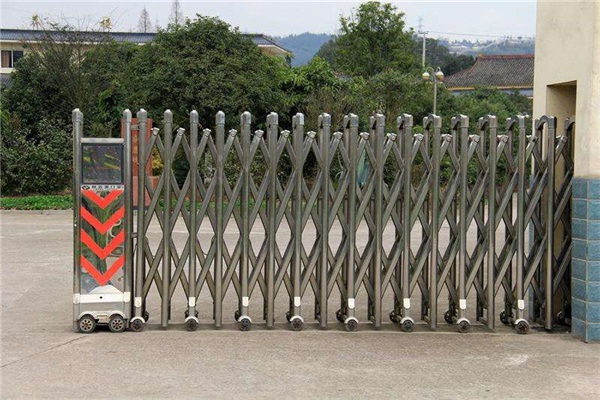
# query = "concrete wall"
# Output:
<box><xmin>534</xmin><ymin>0</ymin><xmax>600</xmax><ymax>342</ymax></box>
<box><xmin>533</xmin><ymin>0</ymin><xmax>600</xmax><ymax>177</ymax></box>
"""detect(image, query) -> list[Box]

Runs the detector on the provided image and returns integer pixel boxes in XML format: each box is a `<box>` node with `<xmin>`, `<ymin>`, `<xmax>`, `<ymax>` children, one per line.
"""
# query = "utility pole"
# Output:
<box><xmin>418</xmin><ymin>17</ymin><xmax>428</xmax><ymax>68</ymax></box>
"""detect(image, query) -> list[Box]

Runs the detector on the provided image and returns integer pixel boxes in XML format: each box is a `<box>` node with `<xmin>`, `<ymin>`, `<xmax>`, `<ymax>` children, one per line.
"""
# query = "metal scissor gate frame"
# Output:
<box><xmin>73</xmin><ymin>109</ymin><xmax>574</xmax><ymax>334</ymax></box>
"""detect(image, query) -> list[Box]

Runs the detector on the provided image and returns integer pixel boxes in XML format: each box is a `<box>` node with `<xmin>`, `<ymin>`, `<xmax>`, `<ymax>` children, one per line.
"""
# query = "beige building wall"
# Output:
<box><xmin>533</xmin><ymin>0</ymin><xmax>600</xmax><ymax>177</ymax></box>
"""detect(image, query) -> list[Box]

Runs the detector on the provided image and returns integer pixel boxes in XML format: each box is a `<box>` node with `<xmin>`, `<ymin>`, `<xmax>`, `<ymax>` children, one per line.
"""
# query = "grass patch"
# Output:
<box><xmin>0</xmin><ymin>194</ymin><xmax>73</xmax><ymax>210</ymax></box>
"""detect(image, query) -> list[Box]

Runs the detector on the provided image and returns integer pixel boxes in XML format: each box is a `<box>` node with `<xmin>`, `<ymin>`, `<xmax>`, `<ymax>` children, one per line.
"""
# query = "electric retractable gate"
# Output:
<box><xmin>72</xmin><ymin>109</ymin><xmax>574</xmax><ymax>334</ymax></box>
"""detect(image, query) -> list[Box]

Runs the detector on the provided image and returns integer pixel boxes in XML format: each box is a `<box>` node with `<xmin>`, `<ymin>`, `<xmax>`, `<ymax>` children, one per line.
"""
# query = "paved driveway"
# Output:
<box><xmin>1</xmin><ymin>211</ymin><xmax>598</xmax><ymax>398</ymax></box>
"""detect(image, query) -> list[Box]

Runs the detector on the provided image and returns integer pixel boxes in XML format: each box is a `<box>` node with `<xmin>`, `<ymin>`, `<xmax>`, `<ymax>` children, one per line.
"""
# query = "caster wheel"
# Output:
<box><xmin>285</xmin><ymin>311</ymin><xmax>291</xmax><ymax>323</ymax></box>
<box><xmin>345</xmin><ymin>319</ymin><xmax>358</xmax><ymax>332</ymax></box>
<box><xmin>500</xmin><ymin>311</ymin><xmax>510</xmax><ymax>325</ymax></box>
<box><xmin>290</xmin><ymin>318</ymin><xmax>303</xmax><ymax>331</ymax></box>
<box><xmin>130</xmin><ymin>319</ymin><xmax>145</xmax><ymax>332</ymax></box>
<box><xmin>185</xmin><ymin>319</ymin><xmax>199</xmax><ymax>332</ymax></box>
<box><xmin>234</xmin><ymin>310</ymin><xmax>241</xmax><ymax>321</ymax></box>
<box><xmin>239</xmin><ymin>317</ymin><xmax>252</xmax><ymax>332</ymax></box>
<box><xmin>457</xmin><ymin>320</ymin><xmax>470</xmax><ymax>333</ymax></box>
<box><xmin>143</xmin><ymin>311</ymin><xmax>150</xmax><ymax>321</ymax></box>
<box><xmin>400</xmin><ymin>319</ymin><xmax>414</xmax><ymax>333</ymax></box>
<box><xmin>515</xmin><ymin>320</ymin><xmax>530</xmax><ymax>334</ymax></box>
<box><xmin>108</xmin><ymin>314</ymin><xmax>126</xmax><ymax>333</ymax></box>
<box><xmin>389</xmin><ymin>311</ymin><xmax>398</xmax><ymax>324</ymax></box>
<box><xmin>78</xmin><ymin>315</ymin><xmax>96</xmax><ymax>334</ymax></box>
<box><xmin>556</xmin><ymin>311</ymin><xmax>565</xmax><ymax>325</ymax></box>
<box><xmin>336</xmin><ymin>309</ymin><xmax>344</xmax><ymax>323</ymax></box>
<box><xmin>444</xmin><ymin>310</ymin><xmax>453</xmax><ymax>324</ymax></box>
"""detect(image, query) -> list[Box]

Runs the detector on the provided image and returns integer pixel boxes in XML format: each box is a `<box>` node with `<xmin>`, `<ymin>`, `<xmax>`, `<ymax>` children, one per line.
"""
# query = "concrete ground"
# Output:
<box><xmin>1</xmin><ymin>210</ymin><xmax>599</xmax><ymax>399</ymax></box>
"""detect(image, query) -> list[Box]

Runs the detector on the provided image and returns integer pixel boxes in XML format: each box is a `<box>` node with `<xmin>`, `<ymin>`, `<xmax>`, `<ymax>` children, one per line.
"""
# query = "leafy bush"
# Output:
<box><xmin>1</xmin><ymin>116</ymin><xmax>72</xmax><ymax>195</ymax></box>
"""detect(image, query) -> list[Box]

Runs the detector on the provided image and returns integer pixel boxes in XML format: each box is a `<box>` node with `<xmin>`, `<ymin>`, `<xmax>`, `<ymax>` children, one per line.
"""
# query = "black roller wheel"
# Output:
<box><xmin>444</xmin><ymin>310</ymin><xmax>453</xmax><ymax>324</ymax></box>
<box><xmin>78</xmin><ymin>315</ymin><xmax>96</xmax><ymax>334</ymax></box>
<box><xmin>400</xmin><ymin>319</ymin><xmax>414</xmax><ymax>333</ymax></box>
<box><xmin>239</xmin><ymin>317</ymin><xmax>252</xmax><ymax>332</ymax></box>
<box><xmin>185</xmin><ymin>319</ymin><xmax>199</xmax><ymax>332</ymax></box>
<box><xmin>556</xmin><ymin>311</ymin><xmax>566</xmax><ymax>325</ymax></box>
<box><xmin>108</xmin><ymin>314</ymin><xmax>126</xmax><ymax>333</ymax></box>
<box><xmin>389</xmin><ymin>310</ymin><xmax>398</xmax><ymax>324</ymax></box>
<box><xmin>457</xmin><ymin>320</ymin><xmax>470</xmax><ymax>333</ymax></box>
<box><xmin>290</xmin><ymin>318</ymin><xmax>303</xmax><ymax>331</ymax></box>
<box><xmin>130</xmin><ymin>319</ymin><xmax>145</xmax><ymax>333</ymax></box>
<box><xmin>335</xmin><ymin>309</ymin><xmax>344</xmax><ymax>323</ymax></box>
<box><xmin>345</xmin><ymin>319</ymin><xmax>358</xmax><ymax>332</ymax></box>
<box><xmin>515</xmin><ymin>320</ymin><xmax>530</xmax><ymax>334</ymax></box>
<box><xmin>143</xmin><ymin>311</ymin><xmax>150</xmax><ymax>322</ymax></box>
<box><xmin>500</xmin><ymin>311</ymin><xmax>510</xmax><ymax>325</ymax></box>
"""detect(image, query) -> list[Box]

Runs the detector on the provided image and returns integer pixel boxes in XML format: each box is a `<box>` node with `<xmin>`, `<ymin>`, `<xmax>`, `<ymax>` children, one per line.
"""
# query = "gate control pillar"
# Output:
<box><xmin>72</xmin><ymin>109</ymin><xmax>133</xmax><ymax>333</ymax></box>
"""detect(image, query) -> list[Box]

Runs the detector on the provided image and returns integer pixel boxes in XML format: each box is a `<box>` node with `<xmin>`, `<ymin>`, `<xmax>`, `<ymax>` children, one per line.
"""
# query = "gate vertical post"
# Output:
<box><xmin>428</xmin><ymin>115</ymin><xmax>442</xmax><ymax>329</ymax></box>
<box><xmin>371</xmin><ymin>114</ymin><xmax>385</xmax><ymax>328</ymax></box>
<box><xmin>134</xmin><ymin>110</ymin><xmax>147</xmax><ymax>321</ymax></box>
<box><xmin>486</xmin><ymin>115</ymin><xmax>498</xmax><ymax>329</ymax></box>
<box><xmin>544</xmin><ymin>116</ymin><xmax>557</xmax><ymax>330</ymax></box>
<box><xmin>400</xmin><ymin>114</ymin><xmax>414</xmax><ymax>325</ymax></box>
<box><xmin>266</xmin><ymin>112</ymin><xmax>278</xmax><ymax>328</ymax></box>
<box><xmin>318</xmin><ymin>113</ymin><xmax>331</xmax><ymax>328</ymax></box>
<box><xmin>345</xmin><ymin>114</ymin><xmax>359</xmax><ymax>324</ymax></box>
<box><xmin>291</xmin><ymin>113</ymin><xmax>305</xmax><ymax>322</ymax></box>
<box><xmin>215</xmin><ymin>111</ymin><xmax>225</xmax><ymax>328</ymax></box>
<box><xmin>515</xmin><ymin>115</ymin><xmax>527</xmax><ymax>325</ymax></box>
<box><xmin>187</xmin><ymin>110</ymin><xmax>199</xmax><ymax>324</ymax></box>
<box><xmin>161</xmin><ymin>110</ymin><xmax>173</xmax><ymax>328</ymax></box>
<box><xmin>455</xmin><ymin>115</ymin><xmax>470</xmax><ymax>324</ymax></box>
<box><xmin>240</xmin><ymin>112</ymin><xmax>252</xmax><ymax>321</ymax></box>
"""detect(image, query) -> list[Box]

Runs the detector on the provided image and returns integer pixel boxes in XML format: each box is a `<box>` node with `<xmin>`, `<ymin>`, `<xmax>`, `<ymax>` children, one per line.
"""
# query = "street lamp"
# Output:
<box><xmin>422</xmin><ymin>67</ymin><xmax>444</xmax><ymax>115</ymax></box>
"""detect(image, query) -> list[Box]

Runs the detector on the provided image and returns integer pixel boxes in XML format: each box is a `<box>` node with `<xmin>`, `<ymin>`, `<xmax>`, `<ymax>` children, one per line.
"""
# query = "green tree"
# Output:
<box><xmin>334</xmin><ymin>1</ymin><xmax>417</xmax><ymax>77</ymax></box>
<box><xmin>125</xmin><ymin>15</ymin><xmax>287</xmax><ymax>128</ymax></box>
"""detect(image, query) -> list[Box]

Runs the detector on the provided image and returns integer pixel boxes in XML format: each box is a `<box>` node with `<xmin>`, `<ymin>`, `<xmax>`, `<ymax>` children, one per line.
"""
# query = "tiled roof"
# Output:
<box><xmin>445</xmin><ymin>54</ymin><xmax>534</xmax><ymax>89</ymax></box>
<box><xmin>0</xmin><ymin>28</ymin><xmax>289</xmax><ymax>53</ymax></box>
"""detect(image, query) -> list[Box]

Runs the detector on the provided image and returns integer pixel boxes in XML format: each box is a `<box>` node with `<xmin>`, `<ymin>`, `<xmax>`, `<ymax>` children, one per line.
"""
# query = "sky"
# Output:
<box><xmin>1</xmin><ymin>0</ymin><xmax>537</xmax><ymax>40</ymax></box>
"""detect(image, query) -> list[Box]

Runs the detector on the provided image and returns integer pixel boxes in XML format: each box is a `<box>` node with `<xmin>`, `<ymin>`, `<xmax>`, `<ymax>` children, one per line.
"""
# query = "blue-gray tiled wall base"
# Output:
<box><xmin>572</xmin><ymin>177</ymin><xmax>600</xmax><ymax>342</ymax></box>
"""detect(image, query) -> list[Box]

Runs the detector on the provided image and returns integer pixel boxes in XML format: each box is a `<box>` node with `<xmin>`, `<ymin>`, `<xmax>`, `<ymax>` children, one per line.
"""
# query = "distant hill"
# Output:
<box><xmin>273</xmin><ymin>33</ymin><xmax>535</xmax><ymax>68</ymax></box>
<box><xmin>275</xmin><ymin>33</ymin><xmax>332</xmax><ymax>66</ymax></box>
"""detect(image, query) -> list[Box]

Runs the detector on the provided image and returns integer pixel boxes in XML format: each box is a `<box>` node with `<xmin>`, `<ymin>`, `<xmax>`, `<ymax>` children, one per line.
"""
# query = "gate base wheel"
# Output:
<box><xmin>400</xmin><ymin>318</ymin><xmax>414</xmax><ymax>332</ymax></box>
<box><xmin>185</xmin><ymin>310</ymin><xmax>199</xmax><ymax>319</ymax></box>
<box><xmin>444</xmin><ymin>310</ymin><xmax>453</xmax><ymax>324</ymax></box>
<box><xmin>389</xmin><ymin>311</ymin><xmax>398</xmax><ymax>324</ymax></box>
<box><xmin>78</xmin><ymin>315</ymin><xmax>96</xmax><ymax>334</ymax></box>
<box><xmin>335</xmin><ymin>309</ymin><xmax>344</xmax><ymax>323</ymax></box>
<box><xmin>184</xmin><ymin>317</ymin><xmax>199</xmax><ymax>332</ymax></box>
<box><xmin>290</xmin><ymin>317</ymin><xmax>304</xmax><ymax>331</ymax></box>
<box><xmin>345</xmin><ymin>318</ymin><xmax>358</xmax><ymax>332</ymax></box>
<box><xmin>238</xmin><ymin>317</ymin><xmax>252</xmax><ymax>332</ymax></box>
<box><xmin>130</xmin><ymin>318</ymin><xmax>145</xmax><ymax>333</ymax></box>
<box><xmin>108</xmin><ymin>314</ymin><xmax>126</xmax><ymax>333</ymax></box>
<box><xmin>143</xmin><ymin>311</ymin><xmax>150</xmax><ymax>322</ymax></box>
<box><xmin>457</xmin><ymin>319</ymin><xmax>470</xmax><ymax>333</ymax></box>
<box><xmin>515</xmin><ymin>319</ymin><xmax>530</xmax><ymax>334</ymax></box>
<box><xmin>500</xmin><ymin>311</ymin><xmax>510</xmax><ymax>325</ymax></box>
